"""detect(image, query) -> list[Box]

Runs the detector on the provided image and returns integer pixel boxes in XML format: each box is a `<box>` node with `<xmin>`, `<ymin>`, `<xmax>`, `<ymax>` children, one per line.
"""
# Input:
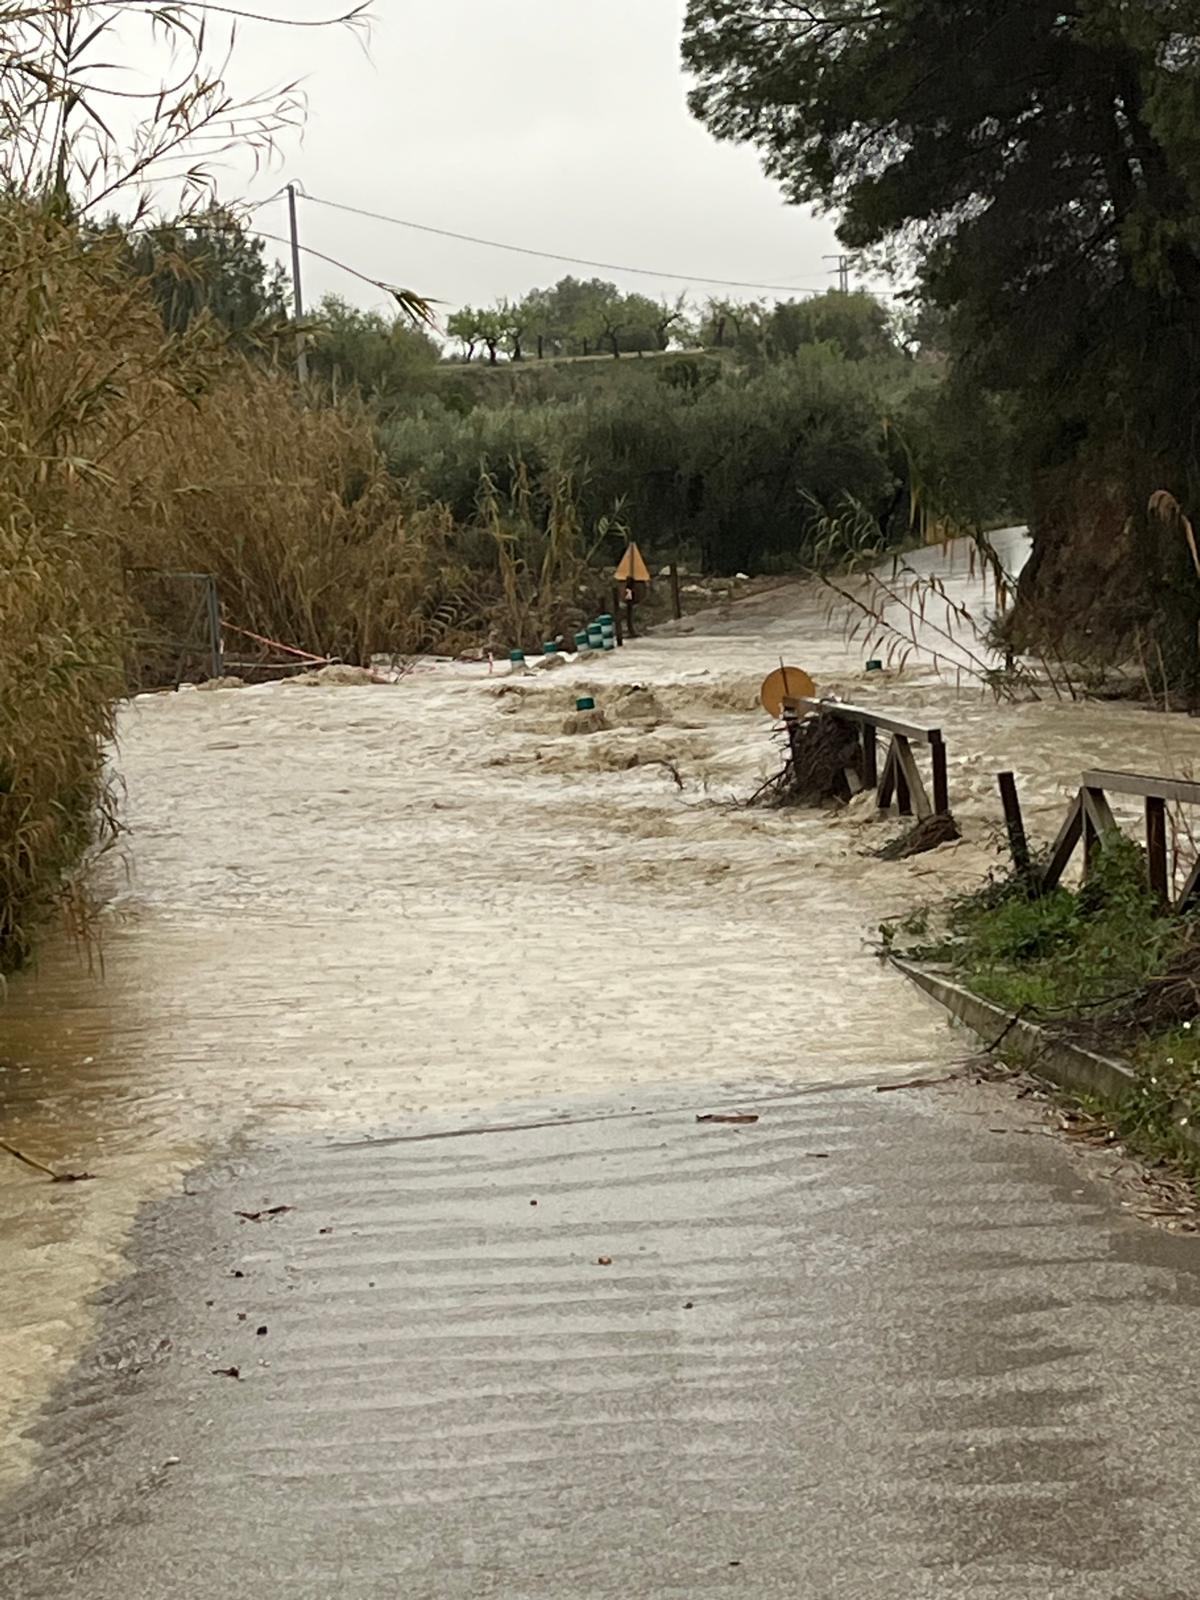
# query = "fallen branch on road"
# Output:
<box><xmin>1</xmin><ymin>1139</ymin><xmax>94</xmax><ymax>1183</ymax></box>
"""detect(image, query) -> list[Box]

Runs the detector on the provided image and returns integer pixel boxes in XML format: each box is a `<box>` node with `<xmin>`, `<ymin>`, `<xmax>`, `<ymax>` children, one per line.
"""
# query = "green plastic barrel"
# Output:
<box><xmin>575</xmin><ymin>632</ymin><xmax>590</xmax><ymax>651</ymax></box>
<box><xmin>602</xmin><ymin>636</ymin><xmax>616</xmax><ymax>652</ymax></box>
<box><xmin>542</xmin><ymin>642</ymin><xmax>558</xmax><ymax>655</ymax></box>
<box><xmin>576</xmin><ymin>697</ymin><xmax>596</xmax><ymax>712</ymax></box>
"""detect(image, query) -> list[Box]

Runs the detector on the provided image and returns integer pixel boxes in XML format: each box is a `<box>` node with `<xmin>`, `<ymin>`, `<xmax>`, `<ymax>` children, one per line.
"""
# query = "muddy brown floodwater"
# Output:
<box><xmin>2</xmin><ymin>529</ymin><xmax>1198</xmax><ymax>1486</ymax></box>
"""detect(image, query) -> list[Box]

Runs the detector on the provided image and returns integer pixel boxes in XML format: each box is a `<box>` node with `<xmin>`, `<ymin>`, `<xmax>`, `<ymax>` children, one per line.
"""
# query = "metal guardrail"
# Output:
<box><xmin>787</xmin><ymin>696</ymin><xmax>949</xmax><ymax>819</ymax></box>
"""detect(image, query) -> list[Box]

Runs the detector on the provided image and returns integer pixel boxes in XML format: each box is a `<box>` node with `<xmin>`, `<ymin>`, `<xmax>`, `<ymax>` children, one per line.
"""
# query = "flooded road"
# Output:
<box><xmin>2</xmin><ymin>528</ymin><xmax>1199</xmax><ymax>1487</ymax></box>
<box><xmin>12</xmin><ymin>1075</ymin><xmax>1200</xmax><ymax>1600</ymax></box>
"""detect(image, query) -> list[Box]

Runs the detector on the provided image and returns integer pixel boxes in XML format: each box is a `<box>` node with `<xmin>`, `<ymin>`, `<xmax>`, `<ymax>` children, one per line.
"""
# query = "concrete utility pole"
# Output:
<box><xmin>287</xmin><ymin>183</ymin><xmax>309</xmax><ymax>384</ymax></box>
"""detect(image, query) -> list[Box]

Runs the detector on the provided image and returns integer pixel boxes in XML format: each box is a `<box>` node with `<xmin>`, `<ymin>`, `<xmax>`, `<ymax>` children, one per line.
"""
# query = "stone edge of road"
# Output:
<box><xmin>893</xmin><ymin>956</ymin><xmax>1200</xmax><ymax>1160</ymax></box>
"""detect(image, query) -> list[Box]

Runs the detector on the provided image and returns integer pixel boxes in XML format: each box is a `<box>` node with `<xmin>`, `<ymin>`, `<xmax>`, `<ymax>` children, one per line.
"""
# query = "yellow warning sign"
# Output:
<box><xmin>759</xmin><ymin>665</ymin><xmax>816</xmax><ymax>719</ymax></box>
<box><xmin>614</xmin><ymin>541</ymin><xmax>652</xmax><ymax>584</ymax></box>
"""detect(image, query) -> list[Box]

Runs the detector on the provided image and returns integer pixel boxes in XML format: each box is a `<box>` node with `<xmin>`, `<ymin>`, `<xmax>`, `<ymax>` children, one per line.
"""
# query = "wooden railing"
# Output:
<box><xmin>1040</xmin><ymin>768</ymin><xmax>1200</xmax><ymax>909</ymax></box>
<box><xmin>786</xmin><ymin>696</ymin><xmax>950</xmax><ymax>819</ymax></box>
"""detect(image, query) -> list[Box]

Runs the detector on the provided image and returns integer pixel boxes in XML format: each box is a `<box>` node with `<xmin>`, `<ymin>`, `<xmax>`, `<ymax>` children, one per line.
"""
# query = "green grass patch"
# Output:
<box><xmin>884</xmin><ymin>833</ymin><xmax>1200</xmax><ymax>1173</ymax></box>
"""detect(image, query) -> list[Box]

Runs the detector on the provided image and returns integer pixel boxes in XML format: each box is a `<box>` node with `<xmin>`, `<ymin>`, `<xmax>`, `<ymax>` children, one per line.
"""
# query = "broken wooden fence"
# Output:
<box><xmin>1042</xmin><ymin>768</ymin><xmax>1200</xmax><ymax>910</ymax></box>
<box><xmin>787</xmin><ymin>697</ymin><xmax>949</xmax><ymax>820</ymax></box>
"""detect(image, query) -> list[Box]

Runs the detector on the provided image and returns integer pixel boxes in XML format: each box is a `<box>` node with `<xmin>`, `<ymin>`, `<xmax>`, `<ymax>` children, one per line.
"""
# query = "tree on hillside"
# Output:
<box><xmin>522</xmin><ymin>287</ymin><xmax>557</xmax><ymax>359</ymax></box>
<box><xmin>475</xmin><ymin>307</ymin><xmax>505</xmax><ymax>365</ymax></box>
<box><xmin>498</xmin><ymin>298</ymin><xmax>528</xmax><ymax>362</ymax></box>
<box><xmin>587</xmin><ymin>284</ymin><xmax>630</xmax><ymax>358</ymax></box>
<box><xmin>701</xmin><ymin>297</ymin><xmax>729</xmax><ymax>349</ymax></box>
<box><xmin>683</xmin><ymin>0</ymin><xmax>1200</xmax><ymax>682</ymax></box>
<box><xmin>576</xmin><ymin>289</ymin><xmax>674</xmax><ymax>358</ymax></box>
<box><xmin>653</xmin><ymin>293</ymin><xmax>692</xmax><ymax>350</ymax></box>
<box><xmin>534</xmin><ymin>276</ymin><xmax>635</xmax><ymax>357</ymax></box>
<box><xmin>447</xmin><ymin>306</ymin><xmax>485</xmax><ymax>362</ymax></box>
<box><xmin>619</xmin><ymin>293</ymin><xmax>666</xmax><ymax>354</ymax></box>
<box><xmin>698</xmin><ymin>297</ymin><xmax>763</xmax><ymax>352</ymax></box>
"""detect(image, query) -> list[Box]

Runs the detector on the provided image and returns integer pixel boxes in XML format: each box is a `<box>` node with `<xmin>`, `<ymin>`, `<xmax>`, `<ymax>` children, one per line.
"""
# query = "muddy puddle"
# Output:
<box><xmin>2</xmin><ymin>527</ymin><xmax>1199</xmax><ymax>1484</ymax></box>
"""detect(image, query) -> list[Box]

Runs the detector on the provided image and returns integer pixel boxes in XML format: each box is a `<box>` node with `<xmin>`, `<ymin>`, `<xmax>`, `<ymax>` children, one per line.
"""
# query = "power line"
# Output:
<box><xmin>298</xmin><ymin>191</ymin><xmax>835</xmax><ymax>297</ymax></box>
<box><xmin>243</xmin><ymin>225</ymin><xmax>438</xmax><ymax>323</ymax></box>
<box><xmin>129</xmin><ymin>211</ymin><xmax>437</xmax><ymax>319</ymax></box>
<box><xmin>244</xmin><ymin>226</ymin><xmax>393</xmax><ymax>293</ymax></box>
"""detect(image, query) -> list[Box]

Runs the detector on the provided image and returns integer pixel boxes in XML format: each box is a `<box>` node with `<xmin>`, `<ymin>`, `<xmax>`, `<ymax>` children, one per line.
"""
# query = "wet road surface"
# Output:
<box><xmin>6</xmin><ymin>1075</ymin><xmax>1200</xmax><ymax>1599</ymax></box>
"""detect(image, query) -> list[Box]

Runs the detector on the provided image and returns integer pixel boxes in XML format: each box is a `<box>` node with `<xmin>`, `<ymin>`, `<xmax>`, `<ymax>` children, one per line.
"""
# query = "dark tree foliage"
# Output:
<box><xmin>121</xmin><ymin>208</ymin><xmax>289</xmax><ymax>346</ymax></box>
<box><xmin>683</xmin><ymin>1</ymin><xmax>1200</xmax><ymax>680</ymax></box>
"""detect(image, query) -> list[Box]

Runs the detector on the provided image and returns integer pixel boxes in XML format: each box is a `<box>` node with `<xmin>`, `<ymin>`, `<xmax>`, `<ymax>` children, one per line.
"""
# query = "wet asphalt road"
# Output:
<box><xmin>5</xmin><ymin>1077</ymin><xmax>1200</xmax><ymax>1600</ymax></box>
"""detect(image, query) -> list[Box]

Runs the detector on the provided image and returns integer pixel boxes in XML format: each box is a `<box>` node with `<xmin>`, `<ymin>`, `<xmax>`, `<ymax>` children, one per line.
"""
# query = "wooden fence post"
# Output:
<box><xmin>861</xmin><ymin>724</ymin><xmax>878</xmax><ymax>789</ymax></box>
<box><xmin>931</xmin><ymin>736</ymin><xmax>949</xmax><ymax>815</ymax></box>
<box><xmin>997</xmin><ymin>771</ymin><xmax>1032</xmax><ymax>881</ymax></box>
<box><xmin>894</xmin><ymin>739</ymin><xmax>913</xmax><ymax>817</ymax></box>
<box><xmin>1146</xmin><ymin>796</ymin><xmax>1169</xmax><ymax>904</ymax></box>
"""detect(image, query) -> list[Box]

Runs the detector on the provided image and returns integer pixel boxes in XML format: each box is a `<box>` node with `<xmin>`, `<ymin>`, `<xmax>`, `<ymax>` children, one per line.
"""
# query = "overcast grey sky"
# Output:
<box><xmin>214</xmin><ymin>0</ymin><xmax>846</xmax><ymax>320</ymax></box>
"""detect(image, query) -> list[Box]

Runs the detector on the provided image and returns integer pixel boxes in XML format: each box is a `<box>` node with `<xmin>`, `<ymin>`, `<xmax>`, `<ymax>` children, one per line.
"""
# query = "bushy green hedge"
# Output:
<box><xmin>379</xmin><ymin>346</ymin><xmax>1010</xmax><ymax>573</ymax></box>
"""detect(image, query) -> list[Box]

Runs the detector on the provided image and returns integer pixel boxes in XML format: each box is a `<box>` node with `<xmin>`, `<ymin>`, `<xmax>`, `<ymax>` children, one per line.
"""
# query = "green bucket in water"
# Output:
<box><xmin>542</xmin><ymin>641</ymin><xmax>558</xmax><ymax>655</ymax></box>
<box><xmin>575</xmin><ymin>632</ymin><xmax>590</xmax><ymax>651</ymax></box>
<box><xmin>866</xmin><ymin>659</ymin><xmax>883</xmax><ymax>673</ymax></box>
<box><xmin>508</xmin><ymin>649</ymin><xmax>526</xmax><ymax>671</ymax></box>
<box><xmin>576</xmin><ymin>696</ymin><xmax>596</xmax><ymax>712</ymax></box>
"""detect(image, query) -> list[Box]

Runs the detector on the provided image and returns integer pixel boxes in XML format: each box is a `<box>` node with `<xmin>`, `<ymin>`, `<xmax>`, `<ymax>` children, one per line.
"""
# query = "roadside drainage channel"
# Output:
<box><xmin>893</xmin><ymin>956</ymin><xmax>1200</xmax><ymax>1162</ymax></box>
<box><xmin>893</xmin><ymin>957</ymin><xmax>1134</xmax><ymax>1097</ymax></box>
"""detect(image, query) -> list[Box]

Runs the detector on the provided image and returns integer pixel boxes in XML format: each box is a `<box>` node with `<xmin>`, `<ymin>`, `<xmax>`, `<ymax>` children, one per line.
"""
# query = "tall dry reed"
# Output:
<box><xmin>117</xmin><ymin>372</ymin><xmax>607</xmax><ymax>666</ymax></box>
<box><xmin>0</xmin><ymin>203</ymin><xmax>216</xmax><ymax>967</ymax></box>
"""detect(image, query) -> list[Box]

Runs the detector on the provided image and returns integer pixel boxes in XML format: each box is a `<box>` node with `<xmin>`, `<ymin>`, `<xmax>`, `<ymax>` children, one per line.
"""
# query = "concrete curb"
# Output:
<box><xmin>895</xmin><ymin>959</ymin><xmax>1200</xmax><ymax>1160</ymax></box>
<box><xmin>892</xmin><ymin>958</ymin><xmax>1137</xmax><ymax>1104</ymax></box>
